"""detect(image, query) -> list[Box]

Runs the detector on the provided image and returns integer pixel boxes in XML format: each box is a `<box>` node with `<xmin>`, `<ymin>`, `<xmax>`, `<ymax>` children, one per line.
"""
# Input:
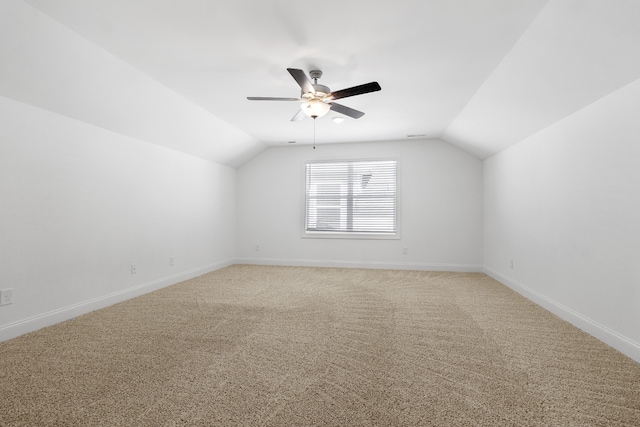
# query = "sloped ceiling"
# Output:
<box><xmin>4</xmin><ymin>0</ymin><xmax>640</xmax><ymax>165</ymax></box>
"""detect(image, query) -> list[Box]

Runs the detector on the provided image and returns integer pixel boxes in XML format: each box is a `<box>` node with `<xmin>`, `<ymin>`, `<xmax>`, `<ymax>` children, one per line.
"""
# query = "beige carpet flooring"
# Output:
<box><xmin>1</xmin><ymin>265</ymin><xmax>639</xmax><ymax>426</ymax></box>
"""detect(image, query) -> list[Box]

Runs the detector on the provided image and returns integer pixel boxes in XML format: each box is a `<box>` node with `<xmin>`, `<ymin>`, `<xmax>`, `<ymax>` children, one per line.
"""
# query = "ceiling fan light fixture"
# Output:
<box><xmin>301</xmin><ymin>100</ymin><xmax>330</xmax><ymax>119</ymax></box>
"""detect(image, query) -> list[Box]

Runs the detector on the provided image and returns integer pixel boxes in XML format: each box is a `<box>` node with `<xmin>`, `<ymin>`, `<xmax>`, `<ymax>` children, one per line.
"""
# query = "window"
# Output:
<box><xmin>304</xmin><ymin>159</ymin><xmax>398</xmax><ymax>237</ymax></box>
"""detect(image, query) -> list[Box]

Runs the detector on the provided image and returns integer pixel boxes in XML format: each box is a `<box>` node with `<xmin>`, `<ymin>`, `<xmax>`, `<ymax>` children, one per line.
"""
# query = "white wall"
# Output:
<box><xmin>237</xmin><ymin>139</ymin><xmax>483</xmax><ymax>271</ymax></box>
<box><xmin>0</xmin><ymin>96</ymin><xmax>236</xmax><ymax>340</ymax></box>
<box><xmin>484</xmin><ymin>78</ymin><xmax>640</xmax><ymax>362</ymax></box>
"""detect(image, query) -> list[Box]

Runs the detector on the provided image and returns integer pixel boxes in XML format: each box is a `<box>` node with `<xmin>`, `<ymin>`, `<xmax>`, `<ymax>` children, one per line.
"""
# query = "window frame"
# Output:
<box><xmin>301</xmin><ymin>157</ymin><xmax>401</xmax><ymax>240</ymax></box>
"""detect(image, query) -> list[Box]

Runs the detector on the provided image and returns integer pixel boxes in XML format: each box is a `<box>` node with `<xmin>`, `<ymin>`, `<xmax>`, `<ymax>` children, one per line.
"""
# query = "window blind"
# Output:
<box><xmin>305</xmin><ymin>159</ymin><xmax>397</xmax><ymax>235</ymax></box>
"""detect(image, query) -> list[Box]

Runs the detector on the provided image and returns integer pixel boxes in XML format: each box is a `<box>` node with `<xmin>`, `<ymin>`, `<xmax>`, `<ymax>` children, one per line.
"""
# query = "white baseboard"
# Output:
<box><xmin>0</xmin><ymin>259</ymin><xmax>233</xmax><ymax>343</ymax></box>
<box><xmin>484</xmin><ymin>267</ymin><xmax>640</xmax><ymax>364</ymax></box>
<box><xmin>235</xmin><ymin>257</ymin><xmax>483</xmax><ymax>272</ymax></box>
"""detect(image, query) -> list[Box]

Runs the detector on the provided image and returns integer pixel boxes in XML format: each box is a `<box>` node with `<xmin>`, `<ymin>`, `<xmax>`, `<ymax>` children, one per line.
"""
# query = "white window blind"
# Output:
<box><xmin>305</xmin><ymin>159</ymin><xmax>397</xmax><ymax>235</ymax></box>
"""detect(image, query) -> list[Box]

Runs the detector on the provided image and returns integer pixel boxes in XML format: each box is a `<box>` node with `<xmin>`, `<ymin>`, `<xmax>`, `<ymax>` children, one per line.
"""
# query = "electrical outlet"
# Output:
<box><xmin>402</xmin><ymin>247</ymin><xmax>409</xmax><ymax>255</ymax></box>
<box><xmin>169</xmin><ymin>256</ymin><xmax>174</xmax><ymax>266</ymax></box>
<box><xmin>0</xmin><ymin>288</ymin><xmax>13</xmax><ymax>306</ymax></box>
<box><xmin>255</xmin><ymin>244</ymin><xmax>260</xmax><ymax>251</ymax></box>
<box><xmin>131</xmin><ymin>264</ymin><xmax>137</xmax><ymax>274</ymax></box>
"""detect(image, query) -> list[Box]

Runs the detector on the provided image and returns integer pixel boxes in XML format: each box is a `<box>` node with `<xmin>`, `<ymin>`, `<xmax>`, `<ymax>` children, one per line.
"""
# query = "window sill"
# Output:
<box><xmin>302</xmin><ymin>231</ymin><xmax>400</xmax><ymax>240</ymax></box>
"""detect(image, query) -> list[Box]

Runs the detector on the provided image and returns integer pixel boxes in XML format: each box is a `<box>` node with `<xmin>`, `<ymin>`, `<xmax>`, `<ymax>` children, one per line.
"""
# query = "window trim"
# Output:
<box><xmin>301</xmin><ymin>157</ymin><xmax>401</xmax><ymax>240</ymax></box>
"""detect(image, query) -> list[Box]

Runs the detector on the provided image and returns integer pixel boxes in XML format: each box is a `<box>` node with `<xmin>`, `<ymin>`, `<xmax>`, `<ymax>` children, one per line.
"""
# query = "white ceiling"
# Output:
<box><xmin>7</xmin><ymin>0</ymin><xmax>640</xmax><ymax>164</ymax></box>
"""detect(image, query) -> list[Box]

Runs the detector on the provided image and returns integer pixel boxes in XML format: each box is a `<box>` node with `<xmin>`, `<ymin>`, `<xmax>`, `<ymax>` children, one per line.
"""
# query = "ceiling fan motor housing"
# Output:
<box><xmin>302</xmin><ymin>70</ymin><xmax>330</xmax><ymax>98</ymax></box>
<box><xmin>303</xmin><ymin>84</ymin><xmax>330</xmax><ymax>99</ymax></box>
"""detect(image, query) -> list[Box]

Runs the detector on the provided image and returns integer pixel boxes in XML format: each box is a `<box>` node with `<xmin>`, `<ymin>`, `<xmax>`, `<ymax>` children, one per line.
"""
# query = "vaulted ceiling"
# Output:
<box><xmin>4</xmin><ymin>0</ymin><xmax>640</xmax><ymax>166</ymax></box>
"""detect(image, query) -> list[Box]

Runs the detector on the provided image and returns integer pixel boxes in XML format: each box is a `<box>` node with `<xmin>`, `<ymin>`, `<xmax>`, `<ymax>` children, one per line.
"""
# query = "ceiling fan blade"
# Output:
<box><xmin>287</xmin><ymin>68</ymin><xmax>315</xmax><ymax>94</ymax></box>
<box><xmin>290</xmin><ymin>109</ymin><xmax>306</xmax><ymax>122</ymax></box>
<box><xmin>329</xmin><ymin>102</ymin><xmax>365</xmax><ymax>119</ymax></box>
<box><xmin>326</xmin><ymin>82</ymin><xmax>381</xmax><ymax>101</ymax></box>
<box><xmin>247</xmin><ymin>97</ymin><xmax>301</xmax><ymax>101</ymax></box>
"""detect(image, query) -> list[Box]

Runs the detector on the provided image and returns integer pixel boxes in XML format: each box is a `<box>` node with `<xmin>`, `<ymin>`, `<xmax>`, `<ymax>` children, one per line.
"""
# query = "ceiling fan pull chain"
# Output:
<box><xmin>313</xmin><ymin>118</ymin><xmax>316</xmax><ymax>149</ymax></box>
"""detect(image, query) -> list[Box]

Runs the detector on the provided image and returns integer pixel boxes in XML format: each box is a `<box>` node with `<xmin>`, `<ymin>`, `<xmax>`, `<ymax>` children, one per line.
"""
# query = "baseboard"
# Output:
<box><xmin>0</xmin><ymin>259</ymin><xmax>234</xmax><ymax>343</ymax></box>
<box><xmin>235</xmin><ymin>257</ymin><xmax>483</xmax><ymax>272</ymax></box>
<box><xmin>484</xmin><ymin>267</ymin><xmax>640</xmax><ymax>364</ymax></box>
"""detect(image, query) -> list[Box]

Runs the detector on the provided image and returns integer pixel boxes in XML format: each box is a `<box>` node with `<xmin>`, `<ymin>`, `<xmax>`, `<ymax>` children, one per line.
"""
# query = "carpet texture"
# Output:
<box><xmin>1</xmin><ymin>265</ymin><xmax>639</xmax><ymax>426</ymax></box>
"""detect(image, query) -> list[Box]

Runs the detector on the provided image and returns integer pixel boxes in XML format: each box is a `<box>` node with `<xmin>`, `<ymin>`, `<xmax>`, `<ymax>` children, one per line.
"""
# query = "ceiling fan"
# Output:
<box><xmin>247</xmin><ymin>68</ymin><xmax>381</xmax><ymax>121</ymax></box>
